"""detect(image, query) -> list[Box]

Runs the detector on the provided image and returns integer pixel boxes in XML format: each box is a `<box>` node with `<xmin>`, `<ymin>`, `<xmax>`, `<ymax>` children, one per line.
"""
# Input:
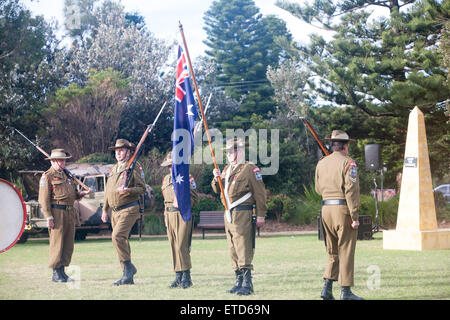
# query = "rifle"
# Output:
<box><xmin>13</xmin><ymin>128</ymin><xmax>90</xmax><ymax>191</ymax></box>
<box><xmin>118</xmin><ymin>102</ymin><xmax>167</xmax><ymax>240</ymax></box>
<box><xmin>119</xmin><ymin>101</ymin><xmax>167</xmax><ymax>189</ymax></box>
<box><xmin>299</xmin><ymin>118</ymin><xmax>329</xmax><ymax>249</ymax></box>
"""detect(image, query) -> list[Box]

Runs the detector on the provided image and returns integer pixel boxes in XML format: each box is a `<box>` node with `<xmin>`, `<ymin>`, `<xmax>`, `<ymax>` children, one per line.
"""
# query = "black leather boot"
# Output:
<box><xmin>170</xmin><ymin>271</ymin><xmax>183</xmax><ymax>288</ymax></box>
<box><xmin>113</xmin><ymin>261</ymin><xmax>137</xmax><ymax>286</ymax></box>
<box><xmin>180</xmin><ymin>270</ymin><xmax>193</xmax><ymax>289</ymax></box>
<box><xmin>227</xmin><ymin>269</ymin><xmax>243</xmax><ymax>293</ymax></box>
<box><xmin>236</xmin><ymin>268</ymin><xmax>253</xmax><ymax>295</ymax></box>
<box><xmin>341</xmin><ymin>286</ymin><xmax>364</xmax><ymax>300</ymax></box>
<box><xmin>52</xmin><ymin>268</ymin><xmax>66</xmax><ymax>283</ymax></box>
<box><xmin>59</xmin><ymin>266</ymin><xmax>73</xmax><ymax>282</ymax></box>
<box><xmin>321</xmin><ymin>278</ymin><xmax>335</xmax><ymax>300</ymax></box>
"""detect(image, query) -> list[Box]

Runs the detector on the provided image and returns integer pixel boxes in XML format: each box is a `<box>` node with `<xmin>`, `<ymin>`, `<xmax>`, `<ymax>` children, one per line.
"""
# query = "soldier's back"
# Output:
<box><xmin>316</xmin><ymin>152</ymin><xmax>353</xmax><ymax>199</ymax></box>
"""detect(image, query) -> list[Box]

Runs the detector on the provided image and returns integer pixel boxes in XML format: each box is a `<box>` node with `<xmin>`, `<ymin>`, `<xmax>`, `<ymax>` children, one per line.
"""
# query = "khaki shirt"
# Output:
<box><xmin>103</xmin><ymin>162</ymin><xmax>146</xmax><ymax>211</ymax></box>
<box><xmin>315</xmin><ymin>151</ymin><xmax>360</xmax><ymax>221</ymax></box>
<box><xmin>38</xmin><ymin>167</ymin><xmax>82</xmax><ymax>219</ymax></box>
<box><xmin>211</xmin><ymin>162</ymin><xmax>267</xmax><ymax>218</ymax></box>
<box><xmin>161</xmin><ymin>173</ymin><xmax>199</xmax><ymax>208</ymax></box>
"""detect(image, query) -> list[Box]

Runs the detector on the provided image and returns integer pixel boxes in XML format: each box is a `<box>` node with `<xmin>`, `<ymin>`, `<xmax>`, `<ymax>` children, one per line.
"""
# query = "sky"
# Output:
<box><xmin>22</xmin><ymin>0</ymin><xmax>326</xmax><ymax>58</ymax></box>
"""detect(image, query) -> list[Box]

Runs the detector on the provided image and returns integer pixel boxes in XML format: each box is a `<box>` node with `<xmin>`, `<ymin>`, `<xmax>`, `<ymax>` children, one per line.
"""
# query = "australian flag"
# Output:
<box><xmin>172</xmin><ymin>45</ymin><xmax>198</xmax><ymax>222</ymax></box>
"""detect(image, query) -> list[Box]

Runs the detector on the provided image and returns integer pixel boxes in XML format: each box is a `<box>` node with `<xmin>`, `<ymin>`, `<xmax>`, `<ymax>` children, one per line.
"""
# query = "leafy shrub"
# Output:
<box><xmin>286</xmin><ymin>185</ymin><xmax>321</xmax><ymax>225</ymax></box>
<box><xmin>198</xmin><ymin>164</ymin><xmax>218</xmax><ymax>197</ymax></box>
<box><xmin>150</xmin><ymin>185</ymin><xmax>164</xmax><ymax>213</ymax></box>
<box><xmin>266</xmin><ymin>194</ymin><xmax>286</xmax><ymax>222</ymax></box>
<box><xmin>270</xmin><ymin>184</ymin><xmax>321</xmax><ymax>226</ymax></box>
<box><xmin>360</xmin><ymin>194</ymin><xmax>399</xmax><ymax>227</ymax></box>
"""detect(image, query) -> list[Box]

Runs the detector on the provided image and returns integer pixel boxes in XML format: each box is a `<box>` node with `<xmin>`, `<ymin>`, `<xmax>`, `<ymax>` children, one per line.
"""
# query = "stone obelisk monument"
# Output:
<box><xmin>383</xmin><ymin>107</ymin><xmax>450</xmax><ymax>250</ymax></box>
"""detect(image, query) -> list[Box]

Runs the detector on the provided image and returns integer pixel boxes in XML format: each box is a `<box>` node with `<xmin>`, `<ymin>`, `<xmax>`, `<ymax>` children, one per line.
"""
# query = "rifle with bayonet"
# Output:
<box><xmin>13</xmin><ymin>128</ymin><xmax>91</xmax><ymax>191</ymax></box>
<box><xmin>118</xmin><ymin>102</ymin><xmax>167</xmax><ymax>240</ymax></box>
<box><xmin>299</xmin><ymin>117</ymin><xmax>329</xmax><ymax>248</ymax></box>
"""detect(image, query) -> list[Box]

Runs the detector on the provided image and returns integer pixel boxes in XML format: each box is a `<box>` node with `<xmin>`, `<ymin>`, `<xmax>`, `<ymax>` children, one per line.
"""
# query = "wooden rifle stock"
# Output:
<box><xmin>300</xmin><ymin>118</ymin><xmax>330</xmax><ymax>156</ymax></box>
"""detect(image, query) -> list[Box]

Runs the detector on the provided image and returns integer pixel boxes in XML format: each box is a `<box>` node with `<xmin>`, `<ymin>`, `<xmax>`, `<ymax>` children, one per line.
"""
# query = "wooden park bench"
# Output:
<box><xmin>197</xmin><ymin>211</ymin><xmax>225</xmax><ymax>239</ymax></box>
<box><xmin>197</xmin><ymin>210</ymin><xmax>260</xmax><ymax>239</ymax></box>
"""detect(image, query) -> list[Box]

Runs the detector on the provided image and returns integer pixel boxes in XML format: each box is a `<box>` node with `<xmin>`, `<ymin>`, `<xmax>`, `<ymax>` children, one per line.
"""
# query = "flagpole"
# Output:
<box><xmin>178</xmin><ymin>21</ymin><xmax>229</xmax><ymax>212</ymax></box>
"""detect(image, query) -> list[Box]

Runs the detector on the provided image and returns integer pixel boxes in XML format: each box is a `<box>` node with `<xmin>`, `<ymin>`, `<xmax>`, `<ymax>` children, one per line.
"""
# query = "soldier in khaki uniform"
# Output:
<box><xmin>315</xmin><ymin>130</ymin><xmax>363</xmax><ymax>300</ymax></box>
<box><xmin>211</xmin><ymin>138</ymin><xmax>267</xmax><ymax>295</ymax></box>
<box><xmin>160</xmin><ymin>152</ymin><xmax>199</xmax><ymax>288</ymax></box>
<box><xmin>38</xmin><ymin>149</ymin><xmax>93</xmax><ymax>282</ymax></box>
<box><xmin>101</xmin><ymin>139</ymin><xmax>146</xmax><ymax>286</ymax></box>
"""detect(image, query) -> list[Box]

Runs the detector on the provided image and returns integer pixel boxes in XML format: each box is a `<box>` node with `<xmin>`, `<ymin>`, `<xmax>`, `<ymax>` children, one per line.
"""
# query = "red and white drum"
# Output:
<box><xmin>0</xmin><ymin>178</ymin><xmax>27</xmax><ymax>253</ymax></box>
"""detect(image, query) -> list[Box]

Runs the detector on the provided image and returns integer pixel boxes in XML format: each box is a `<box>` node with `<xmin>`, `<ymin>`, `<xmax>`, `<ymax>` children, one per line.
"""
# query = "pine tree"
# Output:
<box><xmin>275</xmin><ymin>0</ymin><xmax>449</xmax><ymax>181</ymax></box>
<box><xmin>204</xmin><ymin>0</ymin><xmax>291</xmax><ymax>126</ymax></box>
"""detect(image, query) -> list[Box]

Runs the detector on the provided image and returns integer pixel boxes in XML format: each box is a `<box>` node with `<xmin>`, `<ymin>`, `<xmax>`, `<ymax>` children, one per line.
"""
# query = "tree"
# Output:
<box><xmin>203</xmin><ymin>0</ymin><xmax>291</xmax><ymax>127</ymax></box>
<box><xmin>275</xmin><ymin>0</ymin><xmax>449</xmax><ymax>184</ymax></box>
<box><xmin>44</xmin><ymin>69</ymin><xmax>129</xmax><ymax>159</ymax></box>
<box><xmin>0</xmin><ymin>0</ymin><xmax>62</xmax><ymax>177</ymax></box>
<box><xmin>247</xmin><ymin>113</ymin><xmax>317</xmax><ymax>196</ymax></box>
<box><xmin>61</xmin><ymin>0</ymin><xmax>175</xmax><ymax>153</ymax></box>
<box><xmin>267</xmin><ymin>59</ymin><xmax>310</xmax><ymax>120</ymax></box>
<box><xmin>193</xmin><ymin>55</ymin><xmax>241</xmax><ymax>126</ymax></box>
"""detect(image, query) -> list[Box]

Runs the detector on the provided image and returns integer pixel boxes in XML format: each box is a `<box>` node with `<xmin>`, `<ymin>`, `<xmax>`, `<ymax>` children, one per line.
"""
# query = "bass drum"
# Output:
<box><xmin>0</xmin><ymin>178</ymin><xmax>27</xmax><ymax>253</ymax></box>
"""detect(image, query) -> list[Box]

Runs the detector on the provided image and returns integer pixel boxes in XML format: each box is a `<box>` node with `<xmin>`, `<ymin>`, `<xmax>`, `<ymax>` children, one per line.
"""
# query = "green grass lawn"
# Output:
<box><xmin>0</xmin><ymin>232</ymin><xmax>449</xmax><ymax>300</ymax></box>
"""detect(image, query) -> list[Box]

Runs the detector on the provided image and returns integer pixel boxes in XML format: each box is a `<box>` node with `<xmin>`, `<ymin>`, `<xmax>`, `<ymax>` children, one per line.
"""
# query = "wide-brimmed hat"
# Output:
<box><xmin>160</xmin><ymin>152</ymin><xmax>172</xmax><ymax>167</ymax></box>
<box><xmin>45</xmin><ymin>148</ymin><xmax>72</xmax><ymax>160</ymax></box>
<box><xmin>225</xmin><ymin>137</ymin><xmax>248</xmax><ymax>151</ymax></box>
<box><xmin>108</xmin><ymin>139</ymin><xmax>136</xmax><ymax>150</ymax></box>
<box><xmin>325</xmin><ymin>130</ymin><xmax>355</xmax><ymax>142</ymax></box>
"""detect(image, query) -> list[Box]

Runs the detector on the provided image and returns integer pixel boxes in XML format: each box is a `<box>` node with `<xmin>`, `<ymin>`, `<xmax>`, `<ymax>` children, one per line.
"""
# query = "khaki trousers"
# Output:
<box><xmin>225</xmin><ymin>209</ymin><xmax>254</xmax><ymax>271</ymax></box>
<box><xmin>111</xmin><ymin>205</ymin><xmax>139</xmax><ymax>269</ymax></box>
<box><xmin>321</xmin><ymin>205</ymin><xmax>358</xmax><ymax>286</ymax></box>
<box><xmin>48</xmin><ymin>209</ymin><xmax>75</xmax><ymax>269</ymax></box>
<box><xmin>165</xmin><ymin>211</ymin><xmax>192</xmax><ymax>271</ymax></box>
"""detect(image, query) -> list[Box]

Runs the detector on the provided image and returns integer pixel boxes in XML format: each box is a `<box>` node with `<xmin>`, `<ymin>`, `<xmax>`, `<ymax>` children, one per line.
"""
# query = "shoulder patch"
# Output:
<box><xmin>349</xmin><ymin>161</ymin><xmax>358</xmax><ymax>179</ymax></box>
<box><xmin>254</xmin><ymin>171</ymin><xmax>262</xmax><ymax>181</ymax></box>
<box><xmin>189</xmin><ymin>177</ymin><xmax>197</xmax><ymax>189</ymax></box>
<box><xmin>39</xmin><ymin>175</ymin><xmax>47</xmax><ymax>187</ymax></box>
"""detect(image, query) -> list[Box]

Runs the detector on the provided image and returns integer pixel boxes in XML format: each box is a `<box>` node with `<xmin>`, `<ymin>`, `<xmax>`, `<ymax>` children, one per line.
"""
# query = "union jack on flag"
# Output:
<box><xmin>175</xmin><ymin>46</ymin><xmax>190</xmax><ymax>103</ymax></box>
